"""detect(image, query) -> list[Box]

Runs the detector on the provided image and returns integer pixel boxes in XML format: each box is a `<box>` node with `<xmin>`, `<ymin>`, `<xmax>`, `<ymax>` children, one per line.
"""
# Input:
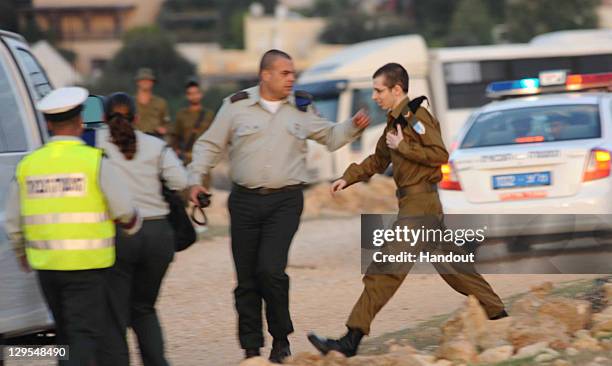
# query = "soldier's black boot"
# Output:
<box><xmin>307</xmin><ymin>327</ymin><xmax>364</xmax><ymax>357</ymax></box>
<box><xmin>269</xmin><ymin>338</ymin><xmax>291</xmax><ymax>364</ymax></box>
<box><xmin>490</xmin><ymin>309</ymin><xmax>509</xmax><ymax>320</ymax></box>
<box><xmin>245</xmin><ymin>348</ymin><xmax>260</xmax><ymax>359</ymax></box>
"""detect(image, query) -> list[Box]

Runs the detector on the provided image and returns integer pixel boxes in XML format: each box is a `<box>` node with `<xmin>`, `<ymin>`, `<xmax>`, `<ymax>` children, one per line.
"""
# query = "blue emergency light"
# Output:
<box><xmin>485</xmin><ymin>78</ymin><xmax>540</xmax><ymax>98</ymax></box>
<box><xmin>486</xmin><ymin>71</ymin><xmax>612</xmax><ymax>99</ymax></box>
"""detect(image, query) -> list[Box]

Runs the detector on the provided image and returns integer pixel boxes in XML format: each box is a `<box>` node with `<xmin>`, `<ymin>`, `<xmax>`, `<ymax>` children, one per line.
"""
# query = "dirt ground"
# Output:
<box><xmin>152</xmin><ymin>216</ymin><xmax>599</xmax><ymax>366</ymax></box>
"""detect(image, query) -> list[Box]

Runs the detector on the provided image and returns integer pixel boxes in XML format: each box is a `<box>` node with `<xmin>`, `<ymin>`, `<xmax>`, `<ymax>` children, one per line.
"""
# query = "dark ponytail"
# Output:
<box><xmin>104</xmin><ymin>92</ymin><xmax>137</xmax><ymax>160</ymax></box>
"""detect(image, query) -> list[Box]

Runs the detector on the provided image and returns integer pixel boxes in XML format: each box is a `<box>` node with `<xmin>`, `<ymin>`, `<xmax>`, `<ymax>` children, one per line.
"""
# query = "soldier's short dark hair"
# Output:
<box><xmin>373</xmin><ymin>63</ymin><xmax>409</xmax><ymax>93</ymax></box>
<box><xmin>185</xmin><ymin>80</ymin><xmax>200</xmax><ymax>90</ymax></box>
<box><xmin>259</xmin><ymin>49</ymin><xmax>292</xmax><ymax>73</ymax></box>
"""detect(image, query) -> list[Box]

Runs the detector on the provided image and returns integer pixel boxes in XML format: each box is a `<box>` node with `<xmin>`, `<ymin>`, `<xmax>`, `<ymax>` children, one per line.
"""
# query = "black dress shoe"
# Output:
<box><xmin>245</xmin><ymin>348</ymin><xmax>260</xmax><ymax>359</ymax></box>
<box><xmin>269</xmin><ymin>338</ymin><xmax>291</xmax><ymax>364</ymax></box>
<box><xmin>307</xmin><ymin>328</ymin><xmax>364</xmax><ymax>357</ymax></box>
<box><xmin>490</xmin><ymin>310</ymin><xmax>509</xmax><ymax>320</ymax></box>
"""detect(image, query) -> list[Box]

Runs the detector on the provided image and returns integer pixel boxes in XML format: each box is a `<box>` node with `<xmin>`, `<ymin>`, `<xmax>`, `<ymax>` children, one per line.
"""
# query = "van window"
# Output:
<box><xmin>0</xmin><ymin>55</ymin><xmax>28</xmax><ymax>153</ymax></box>
<box><xmin>351</xmin><ymin>88</ymin><xmax>388</xmax><ymax>151</ymax></box>
<box><xmin>15</xmin><ymin>48</ymin><xmax>52</xmax><ymax>100</ymax></box>
<box><xmin>444</xmin><ymin>54</ymin><xmax>612</xmax><ymax>110</ymax></box>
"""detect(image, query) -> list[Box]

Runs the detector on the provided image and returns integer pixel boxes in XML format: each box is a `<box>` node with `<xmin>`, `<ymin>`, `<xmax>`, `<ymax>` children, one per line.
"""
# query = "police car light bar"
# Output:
<box><xmin>486</xmin><ymin>71</ymin><xmax>612</xmax><ymax>99</ymax></box>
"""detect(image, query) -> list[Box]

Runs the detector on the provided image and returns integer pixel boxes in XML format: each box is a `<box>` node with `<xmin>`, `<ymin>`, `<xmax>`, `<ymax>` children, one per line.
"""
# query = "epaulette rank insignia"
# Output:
<box><xmin>230</xmin><ymin>91</ymin><xmax>249</xmax><ymax>103</ymax></box>
<box><xmin>294</xmin><ymin>90</ymin><xmax>313</xmax><ymax>112</ymax></box>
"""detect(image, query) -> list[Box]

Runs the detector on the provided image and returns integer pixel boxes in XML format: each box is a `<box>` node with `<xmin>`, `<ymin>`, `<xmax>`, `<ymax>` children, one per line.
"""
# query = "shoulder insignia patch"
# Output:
<box><xmin>230</xmin><ymin>91</ymin><xmax>249</xmax><ymax>103</ymax></box>
<box><xmin>294</xmin><ymin>90</ymin><xmax>313</xmax><ymax>112</ymax></box>
<box><xmin>412</xmin><ymin>120</ymin><xmax>426</xmax><ymax>135</ymax></box>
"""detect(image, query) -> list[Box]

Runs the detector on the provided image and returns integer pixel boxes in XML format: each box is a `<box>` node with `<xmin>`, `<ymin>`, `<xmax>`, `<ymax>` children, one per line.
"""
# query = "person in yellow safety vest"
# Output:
<box><xmin>3</xmin><ymin>87</ymin><xmax>142</xmax><ymax>366</ymax></box>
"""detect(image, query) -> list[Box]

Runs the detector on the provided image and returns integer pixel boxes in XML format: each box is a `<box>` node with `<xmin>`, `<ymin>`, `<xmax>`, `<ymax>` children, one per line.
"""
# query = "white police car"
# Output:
<box><xmin>439</xmin><ymin>71</ymin><xmax>612</xmax><ymax>242</ymax></box>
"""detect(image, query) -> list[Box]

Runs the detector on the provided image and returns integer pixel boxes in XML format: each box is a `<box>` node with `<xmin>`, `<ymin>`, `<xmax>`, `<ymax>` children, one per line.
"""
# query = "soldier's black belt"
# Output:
<box><xmin>232</xmin><ymin>183</ymin><xmax>305</xmax><ymax>195</ymax></box>
<box><xmin>396</xmin><ymin>183</ymin><xmax>438</xmax><ymax>199</ymax></box>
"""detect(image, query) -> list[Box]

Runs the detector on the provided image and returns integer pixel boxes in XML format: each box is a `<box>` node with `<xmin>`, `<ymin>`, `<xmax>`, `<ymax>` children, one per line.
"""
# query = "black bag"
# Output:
<box><xmin>159</xmin><ymin>146</ymin><xmax>196</xmax><ymax>252</ymax></box>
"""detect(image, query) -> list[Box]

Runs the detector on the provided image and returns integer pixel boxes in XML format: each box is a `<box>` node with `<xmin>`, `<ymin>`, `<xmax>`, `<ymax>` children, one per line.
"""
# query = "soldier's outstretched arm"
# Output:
<box><xmin>341</xmin><ymin>131</ymin><xmax>391</xmax><ymax>188</ymax></box>
<box><xmin>305</xmin><ymin>107</ymin><xmax>369</xmax><ymax>151</ymax></box>
<box><xmin>396</xmin><ymin>108</ymin><xmax>449</xmax><ymax>167</ymax></box>
<box><xmin>187</xmin><ymin>100</ymin><xmax>232</xmax><ymax>187</ymax></box>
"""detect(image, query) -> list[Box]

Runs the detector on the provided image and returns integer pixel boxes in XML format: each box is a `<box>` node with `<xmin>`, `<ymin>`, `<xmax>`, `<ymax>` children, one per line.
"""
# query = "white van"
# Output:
<box><xmin>0</xmin><ymin>30</ymin><xmax>55</xmax><ymax>343</ymax></box>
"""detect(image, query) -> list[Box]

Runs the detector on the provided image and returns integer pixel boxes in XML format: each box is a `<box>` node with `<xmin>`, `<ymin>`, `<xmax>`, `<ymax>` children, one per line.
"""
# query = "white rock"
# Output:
<box><xmin>535</xmin><ymin>353</ymin><xmax>558</xmax><ymax>362</ymax></box>
<box><xmin>566</xmin><ymin>347</ymin><xmax>579</xmax><ymax>356</ymax></box>
<box><xmin>513</xmin><ymin>341</ymin><xmax>550</xmax><ymax>359</ymax></box>
<box><xmin>477</xmin><ymin>345</ymin><xmax>514</xmax><ymax>364</ymax></box>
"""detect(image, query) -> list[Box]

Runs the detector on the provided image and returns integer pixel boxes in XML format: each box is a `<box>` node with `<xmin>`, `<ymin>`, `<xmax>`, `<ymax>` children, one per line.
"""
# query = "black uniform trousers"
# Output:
<box><xmin>228</xmin><ymin>186</ymin><xmax>304</xmax><ymax>349</ymax></box>
<box><xmin>96</xmin><ymin>219</ymin><xmax>174</xmax><ymax>366</ymax></box>
<box><xmin>37</xmin><ymin>268</ymin><xmax>106</xmax><ymax>366</ymax></box>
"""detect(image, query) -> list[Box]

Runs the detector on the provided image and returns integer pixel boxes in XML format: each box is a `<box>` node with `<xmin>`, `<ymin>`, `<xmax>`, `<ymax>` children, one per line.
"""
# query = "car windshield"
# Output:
<box><xmin>460</xmin><ymin>104</ymin><xmax>601</xmax><ymax>148</ymax></box>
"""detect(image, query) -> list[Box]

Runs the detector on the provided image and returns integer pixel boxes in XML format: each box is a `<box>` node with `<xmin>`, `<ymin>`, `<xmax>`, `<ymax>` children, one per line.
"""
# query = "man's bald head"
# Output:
<box><xmin>259</xmin><ymin>49</ymin><xmax>292</xmax><ymax>74</ymax></box>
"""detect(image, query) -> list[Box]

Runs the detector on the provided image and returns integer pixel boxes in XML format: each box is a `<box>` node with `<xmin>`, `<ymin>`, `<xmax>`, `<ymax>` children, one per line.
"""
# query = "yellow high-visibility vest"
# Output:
<box><xmin>16</xmin><ymin>139</ymin><xmax>115</xmax><ymax>270</ymax></box>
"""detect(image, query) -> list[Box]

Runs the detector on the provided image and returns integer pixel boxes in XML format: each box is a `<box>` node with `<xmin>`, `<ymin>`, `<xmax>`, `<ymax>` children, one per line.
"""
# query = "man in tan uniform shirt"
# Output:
<box><xmin>308</xmin><ymin>63</ymin><xmax>507</xmax><ymax>358</ymax></box>
<box><xmin>134</xmin><ymin>68</ymin><xmax>170</xmax><ymax>137</ymax></box>
<box><xmin>188</xmin><ymin>50</ymin><xmax>370</xmax><ymax>363</ymax></box>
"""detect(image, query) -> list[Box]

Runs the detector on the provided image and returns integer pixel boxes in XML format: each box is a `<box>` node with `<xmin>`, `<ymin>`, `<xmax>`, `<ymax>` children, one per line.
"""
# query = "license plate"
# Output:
<box><xmin>492</xmin><ymin>172</ymin><xmax>551</xmax><ymax>190</ymax></box>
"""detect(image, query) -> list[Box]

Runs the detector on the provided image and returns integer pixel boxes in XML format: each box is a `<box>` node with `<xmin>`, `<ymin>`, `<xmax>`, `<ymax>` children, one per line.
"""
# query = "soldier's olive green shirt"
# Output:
<box><xmin>135</xmin><ymin>94</ymin><xmax>170</xmax><ymax>134</ymax></box>
<box><xmin>342</xmin><ymin>96</ymin><xmax>449</xmax><ymax>189</ymax></box>
<box><xmin>188</xmin><ymin>86</ymin><xmax>363</xmax><ymax>188</ymax></box>
<box><xmin>173</xmin><ymin>106</ymin><xmax>214</xmax><ymax>163</ymax></box>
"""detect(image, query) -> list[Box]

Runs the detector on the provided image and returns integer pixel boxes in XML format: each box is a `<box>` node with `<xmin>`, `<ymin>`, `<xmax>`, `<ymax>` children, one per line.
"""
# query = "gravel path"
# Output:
<box><xmin>153</xmin><ymin>216</ymin><xmax>598</xmax><ymax>366</ymax></box>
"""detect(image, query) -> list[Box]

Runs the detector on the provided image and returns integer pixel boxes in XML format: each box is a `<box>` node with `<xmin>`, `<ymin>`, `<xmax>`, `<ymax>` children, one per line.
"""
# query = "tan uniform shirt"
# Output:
<box><xmin>135</xmin><ymin>94</ymin><xmax>170</xmax><ymax>134</ymax></box>
<box><xmin>173</xmin><ymin>106</ymin><xmax>214</xmax><ymax>164</ymax></box>
<box><xmin>342</xmin><ymin>96</ymin><xmax>449</xmax><ymax>188</ymax></box>
<box><xmin>188</xmin><ymin>85</ymin><xmax>363</xmax><ymax>188</ymax></box>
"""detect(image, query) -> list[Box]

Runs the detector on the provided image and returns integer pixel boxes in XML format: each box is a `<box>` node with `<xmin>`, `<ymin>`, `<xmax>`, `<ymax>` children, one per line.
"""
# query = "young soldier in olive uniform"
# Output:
<box><xmin>173</xmin><ymin>80</ymin><xmax>214</xmax><ymax>187</ymax></box>
<box><xmin>188</xmin><ymin>50</ymin><xmax>370</xmax><ymax>363</ymax></box>
<box><xmin>134</xmin><ymin>68</ymin><xmax>170</xmax><ymax>138</ymax></box>
<box><xmin>308</xmin><ymin>63</ymin><xmax>507</xmax><ymax>357</ymax></box>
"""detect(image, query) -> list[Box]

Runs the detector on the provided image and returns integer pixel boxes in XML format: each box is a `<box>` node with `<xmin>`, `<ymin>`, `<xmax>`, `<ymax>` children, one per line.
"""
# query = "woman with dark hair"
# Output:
<box><xmin>96</xmin><ymin>92</ymin><xmax>187</xmax><ymax>366</ymax></box>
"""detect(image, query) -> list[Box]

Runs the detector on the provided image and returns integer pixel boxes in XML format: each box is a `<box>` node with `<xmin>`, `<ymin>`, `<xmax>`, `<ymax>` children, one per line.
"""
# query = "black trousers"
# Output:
<box><xmin>37</xmin><ymin>268</ymin><xmax>106</xmax><ymax>366</ymax></box>
<box><xmin>97</xmin><ymin>219</ymin><xmax>174</xmax><ymax>366</ymax></box>
<box><xmin>228</xmin><ymin>187</ymin><xmax>304</xmax><ymax>349</ymax></box>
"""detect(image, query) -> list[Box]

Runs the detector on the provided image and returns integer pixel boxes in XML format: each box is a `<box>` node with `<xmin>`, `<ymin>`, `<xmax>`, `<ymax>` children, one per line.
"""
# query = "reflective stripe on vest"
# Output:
<box><xmin>16</xmin><ymin>139</ymin><xmax>116</xmax><ymax>270</ymax></box>
<box><xmin>28</xmin><ymin>237</ymin><xmax>114</xmax><ymax>250</ymax></box>
<box><xmin>23</xmin><ymin>212</ymin><xmax>110</xmax><ymax>225</ymax></box>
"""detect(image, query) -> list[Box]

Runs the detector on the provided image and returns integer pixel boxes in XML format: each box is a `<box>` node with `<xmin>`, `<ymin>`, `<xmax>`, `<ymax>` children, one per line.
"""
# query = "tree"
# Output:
<box><xmin>504</xmin><ymin>0</ymin><xmax>600</xmax><ymax>43</ymax></box>
<box><xmin>92</xmin><ymin>26</ymin><xmax>195</xmax><ymax>114</ymax></box>
<box><xmin>447</xmin><ymin>0</ymin><xmax>495</xmax><ymax>46</ymax></box>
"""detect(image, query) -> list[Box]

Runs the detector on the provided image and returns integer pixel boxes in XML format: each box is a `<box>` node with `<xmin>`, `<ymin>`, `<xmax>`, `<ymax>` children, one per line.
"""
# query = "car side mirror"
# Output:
<box><xmin>81</xmin><ymin>95</ymin><xmax>105</xmax><ymax>147</ymax></box>
<box><xmin>82</xmin><ymin>95</ymin><xmax>105</xmax><ymax>125</ymax></box>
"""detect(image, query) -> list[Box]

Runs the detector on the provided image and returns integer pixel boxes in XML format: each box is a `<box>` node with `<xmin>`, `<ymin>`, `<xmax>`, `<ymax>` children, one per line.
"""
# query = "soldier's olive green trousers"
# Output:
<box><xmin>346</xmin><ymin>192</ymin><xmax>505</xmax><ymax>335</ymax></box>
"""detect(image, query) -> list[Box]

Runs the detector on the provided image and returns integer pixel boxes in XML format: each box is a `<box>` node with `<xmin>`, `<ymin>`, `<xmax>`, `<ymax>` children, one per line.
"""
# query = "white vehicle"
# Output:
<box><xmin>439</xmin><ymin>71</ymin><xmax>612</xmax><ymax>247</ymax></box>
<box><xmin>0</xmin><ymin>30</ymin><xmax>54</xmax><ymax>342</ymax></box>
<box><xmin>299</xmin><ymin>33</ymin><xmax>612</xmax><ymax>182</ymax></box>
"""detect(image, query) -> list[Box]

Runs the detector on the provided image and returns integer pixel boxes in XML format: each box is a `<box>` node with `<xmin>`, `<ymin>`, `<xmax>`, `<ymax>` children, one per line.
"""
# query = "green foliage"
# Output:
<box><xmin>504</xmin><ymin>0</ymin><xmax>601</xmax><ymax>43</ymax></box>
<box><xmin>91</xmin><ymin>26</ymin><xmax>195</xmax><ymax>115</ymax></box>
<box><xmin>447</xmin><ymin>0</ymin><xmax>495</xmax><ymax>46</ymax></box>
<box><xmin>317</xmin><ymin>0</ymin><xmax>416</xmax><ymax>44</ymax></box>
